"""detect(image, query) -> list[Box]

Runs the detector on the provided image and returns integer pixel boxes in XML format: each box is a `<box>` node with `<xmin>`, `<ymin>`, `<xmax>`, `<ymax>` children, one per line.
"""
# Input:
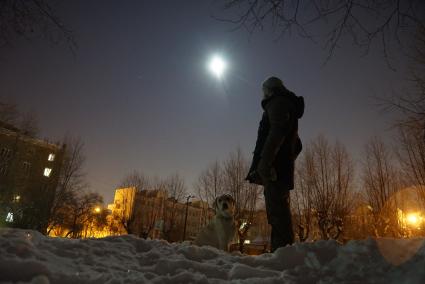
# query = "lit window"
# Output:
<box><xmin>48</xmin><ymin>153</ymin><xmax>55</xmax><ymax>161</ymax></box>
<box><xmin>43</xmin><ymin>168</ymin><xmax>52</xmax><ymax>177</ymax></box>
<box><xmin>5</xmin><ymin>212</ymin><xmax>13</xmax><ymax>223</ymax></box>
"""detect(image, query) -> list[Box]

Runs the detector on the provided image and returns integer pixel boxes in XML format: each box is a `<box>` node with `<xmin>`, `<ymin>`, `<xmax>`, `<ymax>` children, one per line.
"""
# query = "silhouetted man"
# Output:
<box><xmin>246</xmin><ymin>76</ymin><xmax>304</xmax><ymax>252</ymax></box>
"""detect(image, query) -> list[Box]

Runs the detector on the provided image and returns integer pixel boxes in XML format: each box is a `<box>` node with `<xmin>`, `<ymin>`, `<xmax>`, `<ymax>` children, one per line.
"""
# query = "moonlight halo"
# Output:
<box><xmin>208</xmin><ymin>55</ymin><xmax>227</xmax><ymax>79</ymax></box>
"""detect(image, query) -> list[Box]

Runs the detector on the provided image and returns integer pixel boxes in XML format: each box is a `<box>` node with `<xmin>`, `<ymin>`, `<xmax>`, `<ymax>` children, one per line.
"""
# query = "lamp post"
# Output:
<box><xmin>90</xmin><ymin>206</ymin><xmax>102</xmax><ymax>238</ymax></box>
<box><xmin>182</xmin><ymin>195</ymin><xmax>195</xmax><ymax>241</ymax></box>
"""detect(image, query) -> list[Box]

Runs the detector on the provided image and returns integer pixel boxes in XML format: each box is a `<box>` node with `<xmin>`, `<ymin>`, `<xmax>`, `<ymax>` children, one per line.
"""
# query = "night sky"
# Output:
<box><xmin>1</xmin><ymin>1</ymin><xmax>408</xmax><ymax>203</ymax></box>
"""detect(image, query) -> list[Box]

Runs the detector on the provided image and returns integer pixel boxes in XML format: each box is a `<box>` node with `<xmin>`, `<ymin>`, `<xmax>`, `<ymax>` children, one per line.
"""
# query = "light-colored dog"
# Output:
<box><xmin>194</xmin><ymin>194</ymin><xmax>236</xmax><ymax>251</ymax></box>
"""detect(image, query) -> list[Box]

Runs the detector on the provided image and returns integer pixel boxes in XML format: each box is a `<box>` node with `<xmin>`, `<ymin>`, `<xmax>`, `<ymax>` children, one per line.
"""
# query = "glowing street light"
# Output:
<box><xmin>94</xmin><ymin>207</ymin><xmax>101</xmax><ymax>214</ymax></box>
<box><xmin>406</xmin><ymin>213</ymin><xmax>420</xmax><ymax>226</ymax></box>
<box><xmin>208</xmin><ymin>55</ymin><xmax>227</xmax><ymax>79</ymax></box>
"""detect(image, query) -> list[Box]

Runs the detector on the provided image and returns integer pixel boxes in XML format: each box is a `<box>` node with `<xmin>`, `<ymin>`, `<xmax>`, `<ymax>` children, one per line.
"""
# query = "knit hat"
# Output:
<box><xmin>262</xmin><ymin>76</ymin><xmax>284</xmax><ymax>92</ymax></box>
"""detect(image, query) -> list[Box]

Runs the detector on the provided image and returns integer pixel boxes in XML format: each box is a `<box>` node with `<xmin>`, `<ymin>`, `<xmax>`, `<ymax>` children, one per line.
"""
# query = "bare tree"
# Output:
<box><xmin>18</xmin><ymin>110</ymin><xmax>39</xmax><ymax>138</ymax></box>
<box><xmin>163</xmin><ymin>173</ymin><xmax>187</xmax><ymax>241</ymax></box>
<box><xmin>382</xmin><ymin>26</ymin><xmax>425</xmax><ymax>124</ymax></box>
<box><xmin>0</xmin><ymin>99</ymin><xmax>19</xmax><ymax>125</ymax></box>
<box><xmin>85</xmin><ymin>207</ymin><xmax>108</xmax><ymax>238</ymax></box>
<box><xmin>377</xmin><ymin>23</ymin><xmax>425</xmax><ymax>216</ymax></box>
<box><xmin>301</xmin><ymin>135</ymin><xmax>354</xmax><ymax>240</ymax></box>
<box><xmin>195</xmin><ymin>160</ymin><xmax>225</xmax><ymax>225</ymax></box>
<box><xmin>223</xmin><ymin>148</ymin><xmax>261</xmax><ymax>252</ymax></box>
<box><xmin>0</xmin><ymin>100</ymin><xmax>39</xmax><ymax>137</ymax></box>
<box><xmin>64</xmin><ymin>192</ymin><xmax>103</xmax><ymax>238</ymax></box>
<box><xmin>120</xmin><ymin>171</ymin><xmax>150</xmax><ymax>191</ymax></box>
<box><xmin>396</xmin><ymin>122</ymin><xmax>425</xmax><ymax>209</ymax></box>
<box><xmin>217</xmin><ymin>0</ymin><xmax>424</xmax><ymax>62</ymax></box>
<box><xmin>0</xmin><ymin>0</ymin><xmax>75</xmax><ymax>50</ymax></box>
<box><xmin>363</xmin><ymin>137</ymin><xmax>402</xmax><ymax>237</ymax></box>
<box><xmin>292</xmin><ymin>162</ymin><xmax>314</xmax><ymax>242</ymax></box>
<box><xmin>332</xmin><ymin>141</ymin><xmax>355</xmax><ymax>228</ymax></box>
<box><xmin>47</xmin><ymin>137</ymin><xmax>88</xmax><ymax>235</ymax></box>
<box><xmin>164</xmin><ymin>173</ymin><xmax>186</xmax><ymax>202</ymax></box>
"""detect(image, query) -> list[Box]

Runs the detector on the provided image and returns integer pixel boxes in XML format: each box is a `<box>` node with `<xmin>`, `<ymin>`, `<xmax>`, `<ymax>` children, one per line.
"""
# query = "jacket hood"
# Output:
<box><xmin>262</xmin><ymin>89</ymin><xmax>305</xmax><ymax>119</ymax></box>
<box><xmin>287</xmin><ymin>92</ymin><xmax>304</xmax><ymax>119</ymax></box>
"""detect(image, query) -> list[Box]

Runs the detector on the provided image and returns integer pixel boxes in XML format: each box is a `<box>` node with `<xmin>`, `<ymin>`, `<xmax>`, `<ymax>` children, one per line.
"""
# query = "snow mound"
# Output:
<box><xmin>1</xmin><ymin>229</ymin><xmax>424</xmax><ymax>283</ymax></box>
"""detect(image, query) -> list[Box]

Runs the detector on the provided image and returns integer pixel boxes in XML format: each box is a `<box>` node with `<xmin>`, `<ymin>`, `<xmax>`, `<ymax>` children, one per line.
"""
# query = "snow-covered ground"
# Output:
<box><xmin>1</xmin><ymin>229</ymin><xmax>424</xmax><ymax>284</ymax></box>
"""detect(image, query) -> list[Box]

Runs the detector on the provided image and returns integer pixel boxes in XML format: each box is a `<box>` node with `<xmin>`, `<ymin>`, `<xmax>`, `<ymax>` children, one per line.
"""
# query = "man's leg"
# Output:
<box><xmin>264</xmin><ymin>182</ymin><xmax>294</xmax><ymax>252</ymax></box>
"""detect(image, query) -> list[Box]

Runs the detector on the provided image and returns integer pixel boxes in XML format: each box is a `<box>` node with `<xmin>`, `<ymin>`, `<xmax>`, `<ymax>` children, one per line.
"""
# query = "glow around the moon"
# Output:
<box><xmin>208</xmin><ymin>55</ymin><xmax>227</xmax><ymax>79</ymax></box>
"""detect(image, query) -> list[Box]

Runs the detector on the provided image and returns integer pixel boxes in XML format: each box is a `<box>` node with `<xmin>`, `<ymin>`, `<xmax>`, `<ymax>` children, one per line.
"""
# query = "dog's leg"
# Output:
<box><xmin>217</xmin><ymin>230</ymin><xmax>227</xmax><ymax>251</ymax></box>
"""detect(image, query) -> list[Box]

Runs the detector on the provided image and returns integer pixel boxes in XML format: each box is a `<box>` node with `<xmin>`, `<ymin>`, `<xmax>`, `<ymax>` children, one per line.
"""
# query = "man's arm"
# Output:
<box><xmin>246</xmin><ymin>112</ymin><xmax>269</xmax><ymax>184</ymax></box>
<box><xmin>258</xmin><ymin>97</ymin><xmax>291</xmax><ymax>181</ymax></box>
<box><xmin>249</xmin><ymin>112</ymin><xmax>268</xmax><ymax>170</ymax></box>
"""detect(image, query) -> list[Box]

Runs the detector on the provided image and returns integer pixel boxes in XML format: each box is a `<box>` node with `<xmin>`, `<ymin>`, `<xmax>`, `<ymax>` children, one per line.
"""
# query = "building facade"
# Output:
<box><xmin>108</xmin><ymin>187</ymin><xmax>214</xmax><ymax>242</ymax></box>
<box><xmin>0</xmin><ymin>121</ymin><xmax>65</xmax><ymax>231</ymax></box>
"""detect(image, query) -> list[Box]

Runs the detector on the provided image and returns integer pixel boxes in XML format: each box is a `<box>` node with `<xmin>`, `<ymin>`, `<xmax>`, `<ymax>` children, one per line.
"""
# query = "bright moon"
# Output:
<box><xmin>208</xmin><ymin>55</ymin><xmax>227</xmax><ymax>79</ymax></box>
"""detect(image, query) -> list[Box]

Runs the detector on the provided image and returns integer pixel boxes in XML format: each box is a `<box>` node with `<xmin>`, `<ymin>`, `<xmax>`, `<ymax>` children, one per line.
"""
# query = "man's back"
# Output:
<box><xmin>261</xmin><ymin>90</ymin><xmax>304</xmax><ymax>189</ymax></box>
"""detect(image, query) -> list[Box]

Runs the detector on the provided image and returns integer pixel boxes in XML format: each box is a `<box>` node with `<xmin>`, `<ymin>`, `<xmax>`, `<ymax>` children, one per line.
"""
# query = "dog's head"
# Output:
<box><xmin>213</xmin><ymin>194</ymin><xmax>235</xmax><ymax>218</ymax></box>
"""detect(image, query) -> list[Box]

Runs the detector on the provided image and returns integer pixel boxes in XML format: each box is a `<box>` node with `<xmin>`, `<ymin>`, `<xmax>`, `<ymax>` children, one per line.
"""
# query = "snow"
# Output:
<box><xmin>1</xmin><ymin>229</ymin><xmax>424</xmax><ymax>284</ymax></box>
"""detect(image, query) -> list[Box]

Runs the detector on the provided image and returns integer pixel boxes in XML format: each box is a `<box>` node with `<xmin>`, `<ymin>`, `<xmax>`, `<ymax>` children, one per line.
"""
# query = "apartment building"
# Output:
<box><xmin>108</xmin><ymin>187</ymin><xmax>214</xmax><ymax>242</ymax></box>
<box><xmin>0</xmin><ymin>121</ymin><xmax>65</xmax><ymax>231</ymax></box>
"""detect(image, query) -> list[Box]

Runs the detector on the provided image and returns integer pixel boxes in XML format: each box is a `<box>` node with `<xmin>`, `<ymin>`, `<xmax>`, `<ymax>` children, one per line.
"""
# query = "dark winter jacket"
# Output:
<box><xmin>247</xmin><ymin>88</ymin><xmax>304</xmax><ymax>189</ymax></box>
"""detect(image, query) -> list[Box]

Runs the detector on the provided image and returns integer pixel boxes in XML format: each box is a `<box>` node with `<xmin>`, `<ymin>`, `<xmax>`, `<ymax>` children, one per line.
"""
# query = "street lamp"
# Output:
<box><xmin>182</xmin><ymin>195</ymin><xmax>195</xmax><ymax>241</ymax></box>
<box><xmin>90</xmin><ymin>206</ymin><xmax>102</xmax><ymax>238</ymax></box>
<box><xmin>407</xmin><ymin>214</ymin><xmax>419</xmax><ymax>225</ymax></box>
<box><xmin>406</xmin><ymin>212</ymin><xmax>423</xmax><ymax>229</ymax></box>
